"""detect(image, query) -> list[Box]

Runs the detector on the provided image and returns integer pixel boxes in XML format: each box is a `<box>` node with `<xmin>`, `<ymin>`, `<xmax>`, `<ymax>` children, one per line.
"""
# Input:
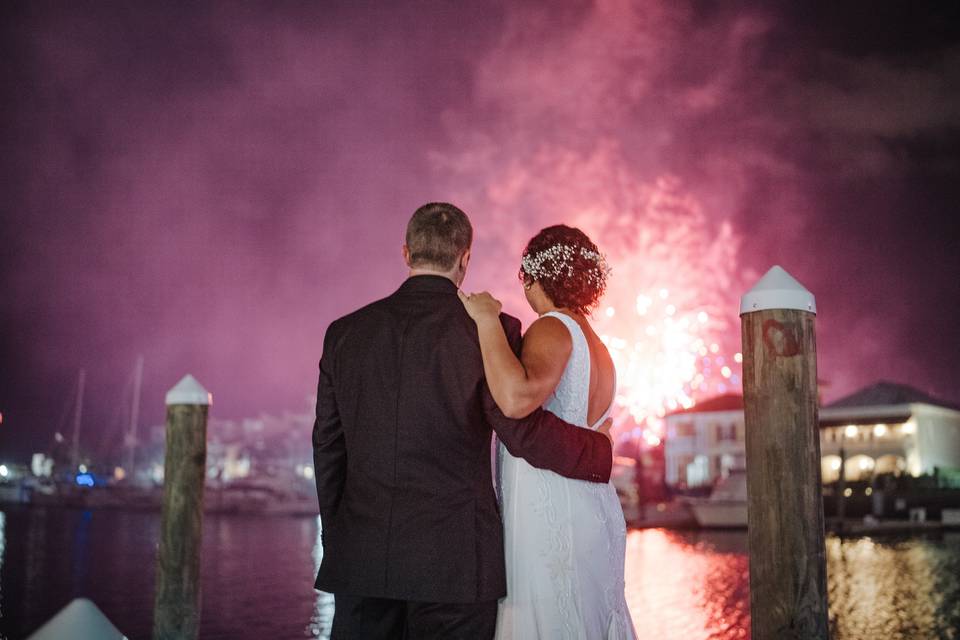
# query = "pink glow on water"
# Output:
<box><xmin>625</xmin><ymin>529</ymin><xmax>750</xmax><ymax>638</ymax></box>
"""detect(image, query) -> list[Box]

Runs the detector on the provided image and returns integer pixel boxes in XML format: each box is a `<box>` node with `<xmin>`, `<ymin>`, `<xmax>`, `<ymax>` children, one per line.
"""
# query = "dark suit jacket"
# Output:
<box><xmin>312</xmin><ymin>274</ymin><xmax>612</xmax><ymax>603</ymax></box>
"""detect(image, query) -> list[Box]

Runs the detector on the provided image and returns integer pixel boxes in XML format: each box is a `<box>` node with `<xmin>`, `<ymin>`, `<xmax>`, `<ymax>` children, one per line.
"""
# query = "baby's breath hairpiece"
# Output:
<box><xmin>520</xmin><ymin>243</ymin><xmax>611</xmax><ymax>286</ymax></box>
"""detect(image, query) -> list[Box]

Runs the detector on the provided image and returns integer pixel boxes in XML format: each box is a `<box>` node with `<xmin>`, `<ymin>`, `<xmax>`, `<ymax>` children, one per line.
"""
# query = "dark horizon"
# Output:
<box><xmin>2</xmin><ymin>0</ymin><xmax>959</xmax><ymax>463</ymax></box>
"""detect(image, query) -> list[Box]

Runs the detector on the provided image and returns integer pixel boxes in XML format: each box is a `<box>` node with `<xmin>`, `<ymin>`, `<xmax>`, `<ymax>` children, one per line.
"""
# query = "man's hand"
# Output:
<box><xmin>597</xmin><ymin>417</ymin><xmax>614</xmax><ymax>446</ymax></box>
<box><xmin>458</xmin><ymin>290</ymin><xmax>503</xmax><ymax>323</ymax></box>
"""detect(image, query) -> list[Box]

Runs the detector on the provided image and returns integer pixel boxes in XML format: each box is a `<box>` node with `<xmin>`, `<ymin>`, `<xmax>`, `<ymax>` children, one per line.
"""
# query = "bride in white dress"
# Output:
<box><xmin>460</xmin><ymin>225</ymin><xmax>636</xmax><ymax>639</ymax></box>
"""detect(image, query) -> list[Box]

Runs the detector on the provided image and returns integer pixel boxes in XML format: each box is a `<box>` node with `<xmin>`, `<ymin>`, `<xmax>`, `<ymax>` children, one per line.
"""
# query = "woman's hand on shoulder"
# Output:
<box><xmin>458</xmin><ymin>290</ymin><xmax>502</xmax><ymax>324</ymax></box>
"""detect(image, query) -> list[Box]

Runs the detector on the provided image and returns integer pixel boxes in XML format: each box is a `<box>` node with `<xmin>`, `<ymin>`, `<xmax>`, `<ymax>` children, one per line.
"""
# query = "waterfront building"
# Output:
<box><xmin>663</xmin><ymin>393</ymin><xmax>746</xmax><ymax>488</ymax></box>
<box><xmin>663</xmin><ymin>381</ymin><xmax>960</xmax><ymax>489</ymax></box>
<box><xmin>819</xmin><ymin>381</ymin><xmax>960</xmax><ymax>482</ymax></box>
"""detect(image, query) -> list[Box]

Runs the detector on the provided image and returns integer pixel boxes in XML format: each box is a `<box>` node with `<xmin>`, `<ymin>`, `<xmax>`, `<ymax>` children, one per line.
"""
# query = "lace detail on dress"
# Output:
<box><xmin>540</xmin><ymin>312</ymin><xmax>590</xmax><ymax>427</ymax></box>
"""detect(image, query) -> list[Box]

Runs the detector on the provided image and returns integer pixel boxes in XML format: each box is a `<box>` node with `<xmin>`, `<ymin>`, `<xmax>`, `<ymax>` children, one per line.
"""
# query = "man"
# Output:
<box><xmin>313</xmin><ymin>202</ymin><xmax>613</xmax><ymax>639</ymax></box>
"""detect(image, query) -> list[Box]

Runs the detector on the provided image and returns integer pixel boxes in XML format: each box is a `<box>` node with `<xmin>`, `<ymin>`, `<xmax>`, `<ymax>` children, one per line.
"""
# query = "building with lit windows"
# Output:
<box><xmin>819</xmin><ymin>381</ymin><xmax>960</xmax><ymax>482</ymax></box>
<box><xmin>663</xmin><ymin>382</ymin><xmax>960</xmax><ymax>489</ymax></box>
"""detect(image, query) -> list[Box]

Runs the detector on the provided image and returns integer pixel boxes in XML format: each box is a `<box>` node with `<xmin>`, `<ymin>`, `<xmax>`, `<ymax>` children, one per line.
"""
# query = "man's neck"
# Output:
<box><xmin>408</xmin><ymin>268</ymin><xmax>460</xmax><ymax>286</ymax></box>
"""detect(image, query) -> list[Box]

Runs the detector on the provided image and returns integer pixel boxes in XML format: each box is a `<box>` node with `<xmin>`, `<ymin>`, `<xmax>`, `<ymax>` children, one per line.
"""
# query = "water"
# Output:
<box><xmin>1</xmin><ymin>507</ymin><xmax>958</xmax><ymax>639</ymax></box>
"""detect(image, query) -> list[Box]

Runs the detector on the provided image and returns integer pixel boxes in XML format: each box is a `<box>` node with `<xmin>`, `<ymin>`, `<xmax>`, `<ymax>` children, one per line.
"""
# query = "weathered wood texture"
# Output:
<box><xmin>742</xmin><ymin>309</ymin><xmax>829</xmax><ymax>639</ymax></box>
<box><xmin>153</xmin><ymin>404</ymin><xmax>207</xmax><ymax>640</ymax></box>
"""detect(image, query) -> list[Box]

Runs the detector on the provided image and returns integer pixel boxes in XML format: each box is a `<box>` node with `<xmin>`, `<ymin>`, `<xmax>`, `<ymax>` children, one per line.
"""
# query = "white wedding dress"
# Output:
<box><xmin>495</xmin><ymin>311</ymin><xmax>636</xmax><ymax>639</ymax></box>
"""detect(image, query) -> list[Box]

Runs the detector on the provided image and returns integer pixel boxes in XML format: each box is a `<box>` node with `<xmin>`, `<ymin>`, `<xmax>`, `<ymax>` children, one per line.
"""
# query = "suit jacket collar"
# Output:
<box><xmin>398</xmin><ymin>274</ymin><xmax>459</xmax><ymax>295</ymax></box>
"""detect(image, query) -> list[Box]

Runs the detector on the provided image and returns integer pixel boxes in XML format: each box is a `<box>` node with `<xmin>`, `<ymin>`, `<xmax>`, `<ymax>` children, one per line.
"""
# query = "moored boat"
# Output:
<box><xmin>686</xmin><ymin>468</ymin><xmax>748</xmax><ymax>528</ymax></box>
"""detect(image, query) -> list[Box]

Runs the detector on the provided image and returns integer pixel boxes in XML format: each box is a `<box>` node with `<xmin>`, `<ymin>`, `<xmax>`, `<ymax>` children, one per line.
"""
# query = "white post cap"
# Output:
<box><xmin>26</xmin><ymin>598</ymin><xmax>126</xmax><ymax>640</ymax></box>
<box><xmin>740</xmin><ymin>265</ymin><xmax>816</xmax><ymax>315</ymax></box>
<box><xmin>165</xmin><ymin>374</ymin><xmax>212</xmax><ymax>406</ymax></box>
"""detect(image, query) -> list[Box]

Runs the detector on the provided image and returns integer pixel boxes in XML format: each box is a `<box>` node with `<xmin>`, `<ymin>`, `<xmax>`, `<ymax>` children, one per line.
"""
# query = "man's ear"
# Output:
<box><xmin>460</xmin><ymin>248</ymin><xmax>471</xmax><ymax>271</ymax></box>
<box><xmin>402</xmin><ymin>244</ymin><xmax>412</xmax><ymax>267</ymax></box>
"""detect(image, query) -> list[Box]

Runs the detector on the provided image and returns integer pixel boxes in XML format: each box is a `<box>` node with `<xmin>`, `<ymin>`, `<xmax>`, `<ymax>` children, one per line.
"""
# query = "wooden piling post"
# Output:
<box><xmin>153</xmin><ymin>375</ymin><xmax>211</xmax><ymax>640</ymax></box>
<box><xmin>740</xmin><ymin>266</ymin><xmax>829</xmax><ymax>639</ymax></box>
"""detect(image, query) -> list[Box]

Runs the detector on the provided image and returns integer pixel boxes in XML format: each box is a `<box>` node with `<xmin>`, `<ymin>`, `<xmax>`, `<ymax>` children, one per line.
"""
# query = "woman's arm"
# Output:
<box><xmin>459</xmin><ymin>291</ymin><xmax>571</xmax><ymax>418</ymax></box>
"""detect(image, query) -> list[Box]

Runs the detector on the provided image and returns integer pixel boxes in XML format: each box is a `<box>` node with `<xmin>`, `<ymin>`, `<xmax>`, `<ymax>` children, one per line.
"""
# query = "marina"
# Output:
<box><xmin>2</xmin><ymin>506</ymin><xmax>959</xmax><ymax>639</ymax></box>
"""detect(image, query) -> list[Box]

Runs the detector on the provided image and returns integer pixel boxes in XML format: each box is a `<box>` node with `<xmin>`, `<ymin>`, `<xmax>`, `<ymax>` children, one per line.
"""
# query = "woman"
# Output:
<box><xmin>459</xmin><ymin>225</ymin><xmax>636</xmax><ymax>639</ymax></box>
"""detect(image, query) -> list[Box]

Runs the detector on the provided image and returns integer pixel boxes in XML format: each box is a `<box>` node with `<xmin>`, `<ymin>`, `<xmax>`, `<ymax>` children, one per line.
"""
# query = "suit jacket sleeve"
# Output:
<box><xmin>313</xmin><ymin>321</ymin><xmax>347</xmax><ymax>523</ymax></box>
<box><xmin>484</xmin><ymin>314</ymin><xmax>613</xmax><ymax>483</ymax></box>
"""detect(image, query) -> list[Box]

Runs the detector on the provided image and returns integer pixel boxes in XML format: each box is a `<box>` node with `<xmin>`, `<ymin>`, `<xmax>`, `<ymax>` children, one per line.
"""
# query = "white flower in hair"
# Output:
<box><xmin>520</xmin><ymin>243</ymin><xmax>611</xmax><ymax>286</ymax></box>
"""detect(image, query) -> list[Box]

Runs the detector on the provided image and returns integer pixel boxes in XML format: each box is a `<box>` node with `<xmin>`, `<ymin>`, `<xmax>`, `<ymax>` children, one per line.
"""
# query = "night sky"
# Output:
<box><xmin>2</xmin><ymin>1</ymin><xmax>959</xmax><ymax>463</ymax></box>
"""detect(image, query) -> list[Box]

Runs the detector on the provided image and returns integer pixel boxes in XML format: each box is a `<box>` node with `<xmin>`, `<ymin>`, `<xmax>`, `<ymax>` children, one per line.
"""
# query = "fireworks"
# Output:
<box><xmin>453</xmin><ymin>145</ymin><xmax>747</xmax><ymax>444</ymax></box>
<box><xmin>585</xmin><ymin>172</ymin><xmax>745</xmax><ymax>439</ymax></box>
<box><xmin>595</xmin><ymin>282</ymin><xmax>741</xmax><ymax>438</ymax></box>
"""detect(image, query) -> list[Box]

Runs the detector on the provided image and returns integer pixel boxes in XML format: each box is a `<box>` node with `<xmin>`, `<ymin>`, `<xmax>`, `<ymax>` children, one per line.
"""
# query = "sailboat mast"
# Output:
<box><xmin>124</xmin><ymin>355</ymin><xmax>144</xmax><ymax>479</ymax></box>
<box><xmin>70</xmin><ymin>368</ymin><xmax>86</xmax><ymax>472</ymax></box>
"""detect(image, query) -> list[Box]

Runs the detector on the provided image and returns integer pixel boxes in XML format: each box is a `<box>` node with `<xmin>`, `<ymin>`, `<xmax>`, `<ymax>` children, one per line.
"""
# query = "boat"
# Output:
<box><xmin>686</xmin><ymin>468</ymin><xmax>748</xmax><ymax>528</ymax></box>
<box><xmin>205</xmin><ymin>479</ymin><xmax>317</xmax><ymax>516</ymax></box>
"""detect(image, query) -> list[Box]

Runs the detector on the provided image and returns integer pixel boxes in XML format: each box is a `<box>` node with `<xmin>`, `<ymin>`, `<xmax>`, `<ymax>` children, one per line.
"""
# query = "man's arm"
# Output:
<box><xmin>485</xmin><ymin>314</ymin><xmax>612</xmax><ymax>483</ymax></box>
<box><xmin>312</xmin><ymin>322</ymin><xmax>347</xmax><ymax>523</ymax></box>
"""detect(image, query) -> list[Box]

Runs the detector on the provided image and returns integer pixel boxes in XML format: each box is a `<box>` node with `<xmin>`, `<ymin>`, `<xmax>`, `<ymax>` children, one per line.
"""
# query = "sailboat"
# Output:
<box><xmin>65</xmin><ymin>358</ymin><xmax>143</xmax><ymax>484</ymax></box>
<box><xmin>23</xmin><ymin>360</ymin><xmax>162</xmax><ymax>509</ymax></box>
<box><xmin>0</xmin><ymin>369</ymin><xmax>89</xmax><ymax>506</ymax></box>
<box><xmin>120</xmin><ymin>355</ymin><xmax>144</xmax><ymax>483</ymax></box>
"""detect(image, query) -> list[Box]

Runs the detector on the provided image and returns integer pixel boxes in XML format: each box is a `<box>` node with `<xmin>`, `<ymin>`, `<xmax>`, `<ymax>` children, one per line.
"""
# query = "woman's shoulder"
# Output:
<box><xmin>524</xmin><ymin>314</ymin><xmax>574</xmax><ymax>351</ymax></box>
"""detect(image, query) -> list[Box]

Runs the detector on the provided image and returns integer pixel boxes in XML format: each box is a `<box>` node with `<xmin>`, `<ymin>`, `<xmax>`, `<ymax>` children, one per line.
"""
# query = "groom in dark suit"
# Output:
<box><xmin>313</xmin><ymin>202</ymin><xmax>613</xmax><ymax>639</ymax></box>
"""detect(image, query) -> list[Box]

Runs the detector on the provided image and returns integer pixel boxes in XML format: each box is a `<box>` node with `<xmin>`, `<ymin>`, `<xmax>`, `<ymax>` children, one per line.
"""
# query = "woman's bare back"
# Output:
<box><xmin>565</xmin><ymin>313</ymin><xmax>616</xmax><ymax>426</ymax></box>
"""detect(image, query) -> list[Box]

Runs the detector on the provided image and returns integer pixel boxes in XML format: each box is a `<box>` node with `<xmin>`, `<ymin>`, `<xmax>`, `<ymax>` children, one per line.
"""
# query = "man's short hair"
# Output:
<box><xmin>405</xmin><ymin>202</ymin><xmax>473</xmax><ymax>271</ymax></box>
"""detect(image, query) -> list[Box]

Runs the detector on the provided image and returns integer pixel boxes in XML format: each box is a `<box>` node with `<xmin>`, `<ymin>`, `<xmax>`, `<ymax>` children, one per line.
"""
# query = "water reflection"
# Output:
<box><xmin>1</xmin><ymin>508</ymin><xmax>958</xmax><ymax>640</ymax></box>
<box><xmin>625</xmin><ymin>529</ymin><xmax>750</xmax><ymax>639</ymax></box>
<box><xmin>827</xmin><ymin>534</ymin><xmax>960</xmax><ymax>639</ymax></box>
<box><xmin>622</xmin><ymin>529</ymin><xmax>960</xmax><ymax>639</ymax></box>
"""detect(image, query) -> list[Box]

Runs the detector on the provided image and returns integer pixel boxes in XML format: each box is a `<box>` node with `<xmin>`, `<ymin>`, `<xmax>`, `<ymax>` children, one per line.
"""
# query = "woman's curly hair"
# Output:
<box><xmin>518</xmin><ymin>225</ymin><xmax>609</xmax><ymax>316</ymax></box>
